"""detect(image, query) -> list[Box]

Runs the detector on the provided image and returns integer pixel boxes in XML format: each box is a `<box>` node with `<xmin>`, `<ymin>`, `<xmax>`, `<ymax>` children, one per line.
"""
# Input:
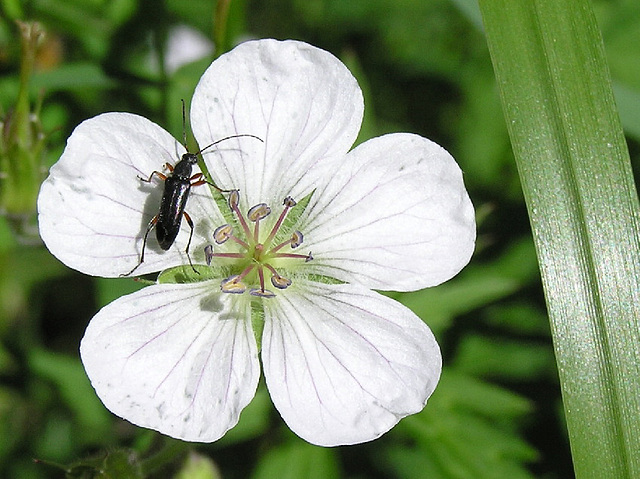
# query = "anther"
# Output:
<box><xmin>283</xmin><ymin>196</ymin><xmax>297</xmax><ymax>207</ymax></box>
<box><xmin>271</xmin><ymin>274</ymin><xmax>292</xmax><ymax>289</ymax></box>
<box><xmin>248</xmin><ymin>203</ymin><xmax>271</xmax><ymax>222</ymax></box>
<box><xmin>228</xmin><ymin>189</ymin><xmax>240</xmax><ymax>209</ymax></box>
<box><xmin>221</xmin><ymin>275</ymin><xmax>247</xmax><ymax>294</ymax></box>
<box><xmin>290</xmin><ymin>231</ymin><xmax>303</xmax><ymax>248</ymax></box>
<box><xmin>204</xmin><ymin>244</ymin><xmax>214</xmax><ymax>265</ymax></box>
<box><xmin>250</xmin><ymin>288</ymin><xmax>276</xmax><ymax>298</ymax></box>
<box><xmin>271</xmin><ymin>230</ymin><xmax>304</xmax><ymax>253</ymax></box>
<box><xmin>214</xmin><ymin>224</ymin><xmax>233</xmax><ymax>244</ymax></box>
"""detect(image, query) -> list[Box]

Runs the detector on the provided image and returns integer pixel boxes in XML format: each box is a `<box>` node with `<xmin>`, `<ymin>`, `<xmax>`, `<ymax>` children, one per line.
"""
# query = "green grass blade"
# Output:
<box><xmin>477</xmin><ymin>0</ymin><xmax>640</xmax><ymax>477</ymax></box>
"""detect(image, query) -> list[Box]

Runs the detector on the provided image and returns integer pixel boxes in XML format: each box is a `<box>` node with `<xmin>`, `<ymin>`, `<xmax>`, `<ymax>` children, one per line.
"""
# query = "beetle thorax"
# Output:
<box><xmin>173</xmin><ymin>153</ymin><xmax>197</xmax><ymax>178</ymax></box>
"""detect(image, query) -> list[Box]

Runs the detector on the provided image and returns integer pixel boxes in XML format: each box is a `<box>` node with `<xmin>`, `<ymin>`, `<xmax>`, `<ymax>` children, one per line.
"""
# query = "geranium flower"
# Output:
<box><xmin>37</xmin><ymin>39</ymin><xmax>475</xmax><ymax>446</ymax></box>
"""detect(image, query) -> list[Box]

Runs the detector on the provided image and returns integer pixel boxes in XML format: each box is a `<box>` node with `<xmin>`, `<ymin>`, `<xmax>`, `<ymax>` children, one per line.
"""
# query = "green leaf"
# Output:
<box><xmin>431</xmin><ymin>370</ymin><xmax>533</xmax><ymax>422</ymax></box>
<box><xmin>31</xmin><ymin>63</ymin><xmax>115</xmax><ymax>92</ymax></box>
<box><xmin>483</xmin><ymin>302</ymin><xmax>551</xmax><ymax>336</ymax></box>
<box><xmin>478</xmin><ymin>0</ymin><xmax>640</xmax><ymax>477</ymax></box>
<box><xmin>252</xmin><ymin>441</ymin><xmax>340</xmax><ymax>479</ymax></box>
<box><xmin>0</xmin><ymin>387</ymin><xmax>29</xmax><ymax>465</ymax></box>
<box><xmin>449</xmin><ymin>0</ymin><xmax>483</xmax><ymax>30</ymax></box>
<box><xmin>612</xmin><ymin>82</ymin><xmax>640</xmax><ymax>142</ymax></box>
<box><xmin>396</xmin><ymin>371</ymin><xmax>537</xmax><ymax>479</ymax></box>
<box><xmin>384</xmin><ymin>446</ymin><xmax>447</xmax><ymax>479</ymax></box>
<box><xmin>453</xmin><ymin>335</ymin><xmax>557</xmax><ymax>381</ymax></box>
<box><xmin>28</xmin><ymin>349</ymin><xmax>112</xmax><ymax>441</ymax></box>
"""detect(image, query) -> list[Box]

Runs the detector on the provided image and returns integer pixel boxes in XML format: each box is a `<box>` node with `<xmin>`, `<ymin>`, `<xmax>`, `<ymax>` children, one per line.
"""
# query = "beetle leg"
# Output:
<box><xmin>121</xmin><ymin>215</ymin><xmax>158</xmax><ymax>276</ymax></box>
<box><xmin>182</xmin><ymin>211</ymin><xmax>199</xmax><ymax>274</ymax></box>
<box><xmin>189</xmin><ymin>172</ymin><xmax>231</xmax><ymax>193</ymax></box>
<box><xmin>138</xmin><ymin>170</ymin><xmax>167</xmax><ymax>183</ymax></box>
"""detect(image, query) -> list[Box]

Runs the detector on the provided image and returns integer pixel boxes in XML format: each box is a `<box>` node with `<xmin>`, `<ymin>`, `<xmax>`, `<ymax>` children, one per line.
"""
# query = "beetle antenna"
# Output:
<box><xmin>179</xmin><ymin>99</ymin><xmax>262</xmax><ymax>156</ymax></box>
<box><xmin>196</xmin><ymin>134</ymin><xmax>264</xmax><ymax>156</ymax></box>
<box><xmin>181</xmin><ymin>99</ymin><xmax>188</xmax><ymax>149</ymax></box>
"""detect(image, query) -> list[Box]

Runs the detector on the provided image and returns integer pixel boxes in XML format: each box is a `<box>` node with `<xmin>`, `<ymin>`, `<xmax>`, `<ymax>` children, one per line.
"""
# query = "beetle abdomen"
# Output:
<box><xmin>156</xmin><ymin>177</ymin><xmax>190</xmax><ymax>250</ymax></box>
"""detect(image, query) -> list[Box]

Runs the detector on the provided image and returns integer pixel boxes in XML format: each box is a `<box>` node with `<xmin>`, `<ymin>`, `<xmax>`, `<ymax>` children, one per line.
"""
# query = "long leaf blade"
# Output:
<box><xmin>477</xmin><ymin>0</ymin><xmax>640</xmax><ymax>477</ymax></box>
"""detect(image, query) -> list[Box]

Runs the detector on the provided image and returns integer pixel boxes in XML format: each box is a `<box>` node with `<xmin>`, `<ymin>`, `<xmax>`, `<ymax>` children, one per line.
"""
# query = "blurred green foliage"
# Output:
<box><xmin>0</xmin><ymin>0</ymin><xmax>638</xmax><ymax>478</ymax></box>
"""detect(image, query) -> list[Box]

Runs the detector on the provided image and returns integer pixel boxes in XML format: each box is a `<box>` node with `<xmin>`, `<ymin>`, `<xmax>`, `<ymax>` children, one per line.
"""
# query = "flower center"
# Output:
<box><xmin>205</xmin><ymin>190</ymin><xmax>312</xmax><ymax>298</ymax></box>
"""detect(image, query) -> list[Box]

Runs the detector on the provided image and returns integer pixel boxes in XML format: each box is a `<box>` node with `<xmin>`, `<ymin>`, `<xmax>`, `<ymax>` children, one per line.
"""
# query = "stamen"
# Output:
<box><xmin>271</xmin><ymin>251</ymin><xmax>313</xmax><ymax>262</ymax></box>
<box><xmin>214</xmin><ymin>225</ymin><xmax>250</xmax><ymax>249</ymax></box>
<box><xmin>209</xmin><ymin>252</ymin><xmax>246</xmax><ymax>259</ymax></box>
<box><xmin>235</xmin><ymin>264</ymin><xmax>255</xmax><ymax>282</ymax></box>
<box><xmin>248</xmin><ymin>203</ymin><xmax>270</xmax><ymax>241</ymax></box>
<box><xmin>220</xmin><ymin>263</ymin><xmax>255</xmax><ymax>293</ymax></box>
<box><xmin>271</xmin><ymin>230</ymin><xmax>304</xmax><ymax>253</ymax></box>
<box><xmin>228</xmin><ymin>189</ymin><xmax>252</xmax><ymax>238</ymax></box>
<box><xmin>264</xmin><ymin>263</ymin><xmax>292</xmax><ymax>290</ymax></box>
<box><xmin>230</xmin><ymin>235</ymin><xmax>250</xmax><ymax>249</ymax></box>
<box><xmin>257</xmin><ymin>264</ymin><xmax>266</xmax><ymax>291</ymax></box>
<box><xmin>248</xmin><ymin>266</ymin><xmax>275</xmax><ymax>298</ymax></box>
<box><xmin>264</xmin><ymin>195</ymin><xmax>296</xmax><ymax>247</ymax></box>
<box><xmin>210</xmin><ymin>192</ymin><xmax>313</xmax><ymax>299</ymax></box>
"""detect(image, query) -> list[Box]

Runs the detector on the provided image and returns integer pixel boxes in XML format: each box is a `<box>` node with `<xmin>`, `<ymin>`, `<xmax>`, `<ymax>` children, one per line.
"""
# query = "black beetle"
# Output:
<box><xmin>122</xmin><ymin>107</ymin><xmax>261</xmax><ymax>277</ymax></box>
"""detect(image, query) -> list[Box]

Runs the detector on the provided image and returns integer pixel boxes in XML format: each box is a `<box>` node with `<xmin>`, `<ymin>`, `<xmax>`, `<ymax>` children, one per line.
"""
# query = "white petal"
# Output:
<box><xmin>303</xmin><ymin>133</ymin><xmax>476</xmax><ymax>291</ymax></box>
<box><xmin>37</xmin><ymin>112</ymin><xmax>223</xmax><ymax>277</ymax></box>
<box><xmin>80</xmin><ymin>281</ymin><xmax>259</xmax><ymax>442</ymax></box>
<box><xmin>262</xmin><ymin>281</ymin><xmax>441</xmax><ymax>446</ymax></box>
<box><xmin>190</xmin><ymin>39</ymin><xmax>363</xmax><ymax>207</ymax></box>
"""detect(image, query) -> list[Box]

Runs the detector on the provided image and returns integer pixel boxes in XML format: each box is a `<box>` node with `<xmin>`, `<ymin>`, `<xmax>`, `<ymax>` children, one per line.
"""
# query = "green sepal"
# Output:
<box><xmin>157</xmin><ymin>264</ymin><xmax>225</xmax><ymax>284</ymax></box>
<box><xmin>211</xmin><ymin>187</ymin><xmax>235</xmax><ymax>225</ymax></box>
<box><xmin>304</xmin><ymin>274</ymin><xmax>346</xmax><ymax>285</ymax></box>
<box><xmin>251</xmin><ymin>301</ymin><xmax>265</xmax><ymax>353</ymax></box>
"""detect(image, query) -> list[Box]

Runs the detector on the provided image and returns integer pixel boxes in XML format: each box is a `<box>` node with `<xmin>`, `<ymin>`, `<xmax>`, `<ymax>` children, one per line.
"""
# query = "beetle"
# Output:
<box><xmin>122</xmin><ymin>107</ymin><xmax>262</xmax><ymax>277</ymax></box>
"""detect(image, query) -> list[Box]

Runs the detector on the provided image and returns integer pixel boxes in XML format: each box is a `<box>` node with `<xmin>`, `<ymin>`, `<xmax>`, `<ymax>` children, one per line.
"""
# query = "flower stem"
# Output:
<box><xmin>140</xmin><ymin>438</ymin><xmax>190</xmax><ymax>476</ymax></box>
<box><xmin>213</xmin><ymin>0</ymin><xmax>232</xmax><ymax>58</ymax></box>
<box><xmin>0</xmin><ymin>21</ymin><xmax>47</xmax><ymax>242</ymax></box>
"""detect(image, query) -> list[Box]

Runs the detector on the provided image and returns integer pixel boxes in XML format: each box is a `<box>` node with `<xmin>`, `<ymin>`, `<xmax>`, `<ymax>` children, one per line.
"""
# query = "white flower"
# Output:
<box><xmin>37</xmin><ymin>39</ymin><xmax>475</xmax><ymax>446</ymax></box>
<box><xmin>164</xmin><ymin>25</ymin><xmax>214</xmax><ymax>74</ymax></box>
